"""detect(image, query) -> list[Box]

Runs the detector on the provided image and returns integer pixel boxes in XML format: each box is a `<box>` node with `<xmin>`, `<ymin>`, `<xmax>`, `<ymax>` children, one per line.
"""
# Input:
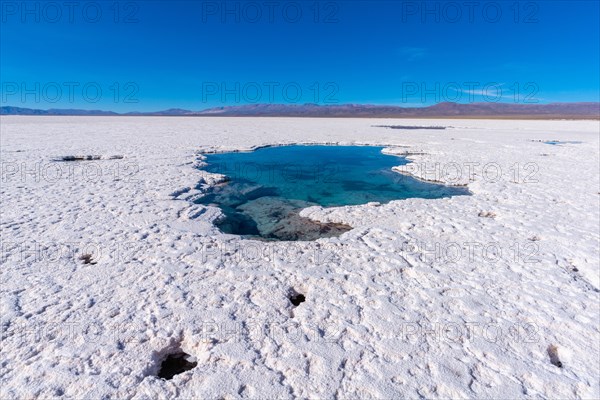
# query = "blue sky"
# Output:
<box><xmin>1</xmin><ymin>0</ymin><xmax>599</xmax><ymax>111</ymax></box>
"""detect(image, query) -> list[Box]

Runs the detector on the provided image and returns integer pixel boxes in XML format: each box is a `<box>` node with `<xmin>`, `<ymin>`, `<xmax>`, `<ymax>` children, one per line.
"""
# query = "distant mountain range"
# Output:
<box><xmin>2</xmin><ymin>102</ymin><xmax>599</xmax><ymax>119</ymax></box>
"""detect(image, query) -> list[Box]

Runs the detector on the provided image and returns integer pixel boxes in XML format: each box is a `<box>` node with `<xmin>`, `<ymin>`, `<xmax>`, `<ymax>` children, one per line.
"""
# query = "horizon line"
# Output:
<box><xmin>2</xmin><ymin>101</ymin><xmax>600</xmax><ymax>116</ymax></box>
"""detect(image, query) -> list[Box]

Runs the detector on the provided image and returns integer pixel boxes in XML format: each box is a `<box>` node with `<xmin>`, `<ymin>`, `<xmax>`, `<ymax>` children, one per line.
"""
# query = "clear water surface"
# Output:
<box><xmin>196</xmin><ymin>145</ymin><xmax>470</xmax><ymax>240</ymax></box>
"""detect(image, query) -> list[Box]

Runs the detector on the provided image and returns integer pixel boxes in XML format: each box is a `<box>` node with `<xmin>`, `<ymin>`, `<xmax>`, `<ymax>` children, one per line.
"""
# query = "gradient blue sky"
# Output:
<box><xmin>1</xmin><ymin>0</ymin><xmax>599</xmax><ymax>111</ymax></box>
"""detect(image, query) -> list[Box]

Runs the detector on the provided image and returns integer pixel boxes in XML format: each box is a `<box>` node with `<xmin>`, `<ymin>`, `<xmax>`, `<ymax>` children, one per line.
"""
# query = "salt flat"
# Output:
<box><xmin>1</xmin><ymin>116</ymin><xmax>599</xmax><ymax>399</ymax></box>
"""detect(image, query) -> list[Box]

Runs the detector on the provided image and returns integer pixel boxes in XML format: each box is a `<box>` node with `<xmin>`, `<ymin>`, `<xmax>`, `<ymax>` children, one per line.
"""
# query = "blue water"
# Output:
<box><xmin>544</xmin><ymin>140</ymin><xmax>582</xmax><ymax>145</ymax></box>
<box><xmin>196</xmin><ymin>145</ymin><xmax>470</xmax><ymax>240</ymax></box>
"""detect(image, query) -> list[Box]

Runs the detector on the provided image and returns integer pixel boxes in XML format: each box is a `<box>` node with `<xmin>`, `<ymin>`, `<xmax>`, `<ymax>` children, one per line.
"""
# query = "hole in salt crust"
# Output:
<box><xmin>547</xmin><ymin>344</ymin><xmax>563</xmax><ymax>368</ymax></box>
<box><xmin>79</xmin><ymin>254</ymin><xmax>97</xmax><ymax>265</ymax></box>
<box><xmin>289</xmin><ymin>290</ymin><xmax>306</xmax><ymax>307</ymax></box>
<box><xmin>157</xmin><ymin>351</ymin><xmax>198</xmax><ymax>380</ymax></box>
<box><xmin>57</xmin><ymin>155</ymin><xmax>124</xmax><ymax>161</ymax></box>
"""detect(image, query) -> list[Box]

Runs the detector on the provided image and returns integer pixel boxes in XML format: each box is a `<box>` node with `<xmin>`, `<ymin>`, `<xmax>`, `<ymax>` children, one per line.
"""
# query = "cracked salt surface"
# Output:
<box><xmin>1</xmin><ymin>116</ymin><xmax>599</xmax><ymax>398</ymax></box>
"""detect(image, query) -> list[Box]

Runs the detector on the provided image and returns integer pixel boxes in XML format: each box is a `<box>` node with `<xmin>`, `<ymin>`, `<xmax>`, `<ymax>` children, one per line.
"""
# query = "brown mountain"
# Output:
<box><xmin>2</xmin><ymin>102</ymin><xmax>598</xmax><ymax>119</ymax></box>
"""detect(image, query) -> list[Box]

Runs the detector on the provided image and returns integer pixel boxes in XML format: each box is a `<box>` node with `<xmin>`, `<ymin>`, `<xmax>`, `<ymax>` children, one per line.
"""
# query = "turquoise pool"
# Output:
<box><xmin>197</xmin><ymin>145</ymin><xmax>469</xmax><ymax>240</ymax></box>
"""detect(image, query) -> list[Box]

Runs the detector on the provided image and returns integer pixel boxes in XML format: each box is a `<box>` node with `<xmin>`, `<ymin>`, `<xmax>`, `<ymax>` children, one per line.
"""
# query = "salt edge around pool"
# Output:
<box><xmin>195</xmin><ymin>141</ymin><xmax>471</xmax><ymax>188</ymax></box>
<box><xmin>191</xmin><ymin>142</ymin><xmax>472</xmax><ymax>240</ymax></box>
